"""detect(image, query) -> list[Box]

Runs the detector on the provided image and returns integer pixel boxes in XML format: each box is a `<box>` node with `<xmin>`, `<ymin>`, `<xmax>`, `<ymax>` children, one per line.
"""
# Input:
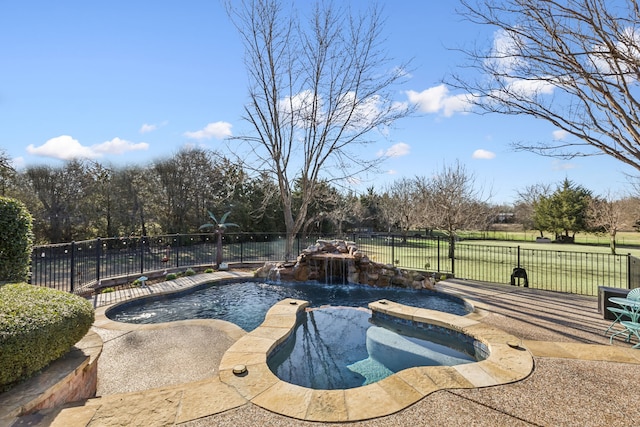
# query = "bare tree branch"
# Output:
<box><xmin>227</xmin><ymin>0</ymin><xmax>412</xmax><ymax>259</ymax></box>
<box><xmin>450</xmin><ymin>0</ymin><xmax>640</xmax><ymax>171</ymax></box>
<box><xmin>419</xmin><ymin>161</ymin><xmax>492</xmax><ymax>258</ymax></box>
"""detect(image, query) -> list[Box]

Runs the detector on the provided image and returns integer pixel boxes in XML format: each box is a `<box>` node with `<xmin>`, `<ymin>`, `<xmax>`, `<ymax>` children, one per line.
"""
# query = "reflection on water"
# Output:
<box><xmin>267</xmin><ymin>307</ymin><xmax>475</xmax><ymax>389</ymax></box>
<box><xmin>109</xmin><ymin>280</ymin><xmax>468</xmax><ymax>331</ymax></box>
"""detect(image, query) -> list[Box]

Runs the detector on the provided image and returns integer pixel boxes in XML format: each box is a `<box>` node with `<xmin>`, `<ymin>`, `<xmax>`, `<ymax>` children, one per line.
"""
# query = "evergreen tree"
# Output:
<box><xmin>534</xmin><ymin>179</ymin><xmax>592</xmax><ymax>242</ymax></box>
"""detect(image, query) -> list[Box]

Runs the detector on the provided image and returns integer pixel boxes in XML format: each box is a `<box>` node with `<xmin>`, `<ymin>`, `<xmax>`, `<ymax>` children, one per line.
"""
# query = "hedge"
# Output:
<box><xmin>0</xmin><ymin>283</ymin><xmax>95</xmax><ymax>392</ymax></box>
<box><xmin>0</xmin><ymin>197</ymin><xmax>33</xmax><ymax>283</ymax></box>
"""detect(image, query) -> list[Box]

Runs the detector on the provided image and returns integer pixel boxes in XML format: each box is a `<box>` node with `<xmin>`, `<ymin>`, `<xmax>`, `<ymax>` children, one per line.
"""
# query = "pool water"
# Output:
<box><xmin>267</xmin><ymin>307</ymin><xmax>476</xmax><ymax>389</ymax></box>
<box><xmin>108</xmin><ymin>280</ymin><xmax>469</xmax><ymax>331</ymax></box>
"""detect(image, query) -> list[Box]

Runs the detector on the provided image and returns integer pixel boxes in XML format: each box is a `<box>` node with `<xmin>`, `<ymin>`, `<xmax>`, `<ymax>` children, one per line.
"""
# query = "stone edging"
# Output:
<box><xmin>0</xmin><ymin>330</ymin><xmax>103</xmax><ymax>424</ymax></box>
<box><xmin>218</xmin><ymin>298</ymin><xmax>534</xmax><ymax>422</ymax></box>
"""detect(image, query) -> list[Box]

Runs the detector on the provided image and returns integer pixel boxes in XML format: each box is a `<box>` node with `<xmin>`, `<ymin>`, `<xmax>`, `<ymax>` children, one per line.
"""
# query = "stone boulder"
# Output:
<box><xmin>255</xmin><ymin>238</ymin><xmax>436</xmax><ymax>290</ymax></box>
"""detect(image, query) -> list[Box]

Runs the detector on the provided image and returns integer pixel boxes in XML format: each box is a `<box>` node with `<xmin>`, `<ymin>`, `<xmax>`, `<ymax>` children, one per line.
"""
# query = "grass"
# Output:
<box><xmin>460</xmin><ymin>229</ymin><xmax>640</xmax><ymax>249</ymax></box>
<box><xmin>356</xmin><ymin>234</ymin><xmax>637</xmax><ymax>296</ymax></box>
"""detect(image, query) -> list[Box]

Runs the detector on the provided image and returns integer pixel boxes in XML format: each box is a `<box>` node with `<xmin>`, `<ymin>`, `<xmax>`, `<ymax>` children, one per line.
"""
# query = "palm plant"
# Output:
<box><xmin>199</xmin><ymin>210</ymin><xmax>239</xmax><ymax>268</ymax></box>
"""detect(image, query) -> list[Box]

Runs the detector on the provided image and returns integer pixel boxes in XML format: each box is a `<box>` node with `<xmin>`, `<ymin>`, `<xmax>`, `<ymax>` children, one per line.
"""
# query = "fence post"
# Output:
<box><xmin>96</xmin><ymin>238</ymin><xmax>101</xmax><ymax>285</ymax></box>
<box><xmin>628</xmin><ymin>253</ymin><xmax>632</xmax><ymax>289</ymax></box>
<box><xmin>140</xmin><ymin>237</ymin><xmax>145</xmax><ymax>274</ymax></box>
<box><xmin>70</xmin><ymin>241</ymin><xmax>76</xmax><ymax>293</ymax></box>
<box><xmin>517</xmin><ymin>245</ymin><xmax>521</xmax><ymax>269</ymax></box>
<box><xmin>437</xmin><ymin>237</ymin><xmax>441</xmax><ymax>273</ymax></box>
<box><xmin>175</xmin><ymin>235</ymin><xmax>180</xmax><ymax>268</ymax></box>
<box><xmin>391</xmin><ymin>235</ymin><xmax>395</xmax><ymax>265</ymax></box>
<box><xmin>451</xmin><ymin>241</ymin><xmax>455</xmax><ymax>277</ymax></box>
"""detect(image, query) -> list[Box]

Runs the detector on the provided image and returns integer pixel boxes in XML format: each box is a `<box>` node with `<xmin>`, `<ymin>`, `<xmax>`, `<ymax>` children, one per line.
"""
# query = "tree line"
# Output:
<box><xmin>3</xmin><ymin>146</ymin><xmax>638</xmax><ymax>254</ymax></box>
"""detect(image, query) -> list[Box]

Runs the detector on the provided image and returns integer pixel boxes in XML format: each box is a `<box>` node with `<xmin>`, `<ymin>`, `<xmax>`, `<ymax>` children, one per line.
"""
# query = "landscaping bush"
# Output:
<box><xmin>0</xmin><ymin>197</ymin><xmax>33</xmax><ymax>283</ymax></box>
<box><xmin>165</xmin><ymin>273</ymin><xmax>177</xmax><ymax>281</ymax></box>
<box><xmin>0</xmin><ymin>283</ymin><xmax>95</xmax><ymax>392</ymax></box>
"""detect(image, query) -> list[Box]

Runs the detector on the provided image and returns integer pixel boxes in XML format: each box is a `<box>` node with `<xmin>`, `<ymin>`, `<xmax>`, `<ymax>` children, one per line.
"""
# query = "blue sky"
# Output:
<box><xmin>0</xmin><ymin>0</ymin><xmax>635</xmax><ymax>204</ymax></box>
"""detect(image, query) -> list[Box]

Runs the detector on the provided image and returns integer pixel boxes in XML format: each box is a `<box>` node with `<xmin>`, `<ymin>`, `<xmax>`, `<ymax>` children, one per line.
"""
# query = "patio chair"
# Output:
<box><xmin>608</xmin><ymin>288</ymin><xmax>640</xmax><ymax>344</ymax></box>
<box><xmin>605</xmin><ymin>288</ymin><xmax>640</xmax><ymax>336</ymax></box>
<box><xmin>610</xmin><ymin>320</ymin><xmax>640</xmax><ymax>349</ymax></box>
<box><xmin>604</xmin><ymin>306</ymin><xmax>632</xmax><ymax>336</ymax></box>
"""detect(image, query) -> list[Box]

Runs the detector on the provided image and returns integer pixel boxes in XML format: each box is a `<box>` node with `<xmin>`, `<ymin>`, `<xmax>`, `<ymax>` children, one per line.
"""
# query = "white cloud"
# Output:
<box><xmin>26</xmin><ymin>135</ymin><xmax>149</xmax><ymax>160</ymax></box>
<box><xmin>140</xmin><ymin>121</ymin><xmax>168</xmax><ymax>134</ymax></box>
<box><xmin>93</xmin><ymin>137</ymin><xmax>149</xmax><ymax>155</ymax></box>
<box><xmin>505</xmin><ymin>78</ymin><xmax>554</xmax><ymax>98</ymax></box>
<box><xmin>184</xmin><ymin>121</ymin><xmax>233</xmax><ymax>140</ymax></box>
<box><xmin>406</xmin><ymin>85</ymin><xmax>448</xmax><ymax>114</ymax></box>
<box><xmin>472</xmin><ymin>149</ymin><xmax>496</xmax><ymax>160</ymax></box>
<box><xmin>140</xmin><ymin>123</ymin><xmax>157</xmax><ymax>134</ymax></box>
<box><xmin>488</xmin><ymin>29</ymin><xmax>527</xmax><ymax>75</ymax></box>
<box><xmin>590</xmin><ymin>27</ymin><xmax>640</xmax><ymax>80</ymax></box>
<box><xmin>377</xmin><ymin>142</ymin><xmax>410</xmax><ymax>158</ymax></box>
<box><xmin>280</xmin><ymin>90</ymin><xmax>321</xmax><ymax>127</ymax></box>
<box><xmin>387</xmin><ymin>169</ymin><xmax>397</xmax><ymax>175</ymax></box>
<box><xmin>406</xmin><ymin>85</ymin><xmax>472</xmax><ymax>117</ymax></box>
<box><xmin>27</xmin><ymin>135</ymin><xmax>99</xmax><ymax>160</ymax></box>
<box><xmin>552</xmin><ymin>129</ymin><xmax>569</xmax><ymax>140</ymax></box>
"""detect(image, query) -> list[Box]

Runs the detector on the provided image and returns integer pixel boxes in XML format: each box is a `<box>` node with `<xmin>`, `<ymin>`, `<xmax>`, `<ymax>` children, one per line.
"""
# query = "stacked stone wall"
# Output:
<box><xmin>255</xmin><ymin>239</ymin><xmax>435</xmax><ymax>290</ymax></box>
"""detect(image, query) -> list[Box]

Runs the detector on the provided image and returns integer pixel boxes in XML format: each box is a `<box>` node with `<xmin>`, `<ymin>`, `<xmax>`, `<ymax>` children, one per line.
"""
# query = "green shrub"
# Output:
<box><xmin>0</xmin><ymin>197</ymin><xmax>33</xmax><ymax>283</ymax></box>
<box><xmin>204</xmin><ymin>268</ymin><xmax>214</xmax><ymax>273</ymax></box>
<box><xmin>165</xmin><ymin>273</ymin><xmax>177</xmax><ymax>281</ymax></box>
<box><xmin>100</xmin><ymin>287</ymin><xmax>115</xmax><ymax>293</ymax></box>
<box><xmin>184</xmin><ymin>268</ymin><xmax>196</xmax><ymax>276</ymax></box>
<box><xmin>0</xmin><ymin>283</ymin><xmax>95</xmax><ymax>392</ymax></box>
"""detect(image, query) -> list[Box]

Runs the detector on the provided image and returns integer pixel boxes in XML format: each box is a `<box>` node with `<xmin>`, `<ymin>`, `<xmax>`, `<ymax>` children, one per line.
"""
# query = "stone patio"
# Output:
<box><xmin>7</xmin><ymin>274</ymin><xmax>640</xmax><ymax>426</ymax></box>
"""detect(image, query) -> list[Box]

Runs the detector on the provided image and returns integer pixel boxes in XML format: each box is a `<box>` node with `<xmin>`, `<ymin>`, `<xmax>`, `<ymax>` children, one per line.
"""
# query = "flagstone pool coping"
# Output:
<box><xmin>217</xmin><ymin>298</ymin><xmax>533</xmax><ymax>422</ymax></box>
<box><xmin>5</xmin><ymin>272</ymin><xmax>640</xmax><ymax>425</ymax></box>
<box><xmin>91</xmin><ymin>275</ymin><xmax>534</xmax><ymax>422</ymax></box>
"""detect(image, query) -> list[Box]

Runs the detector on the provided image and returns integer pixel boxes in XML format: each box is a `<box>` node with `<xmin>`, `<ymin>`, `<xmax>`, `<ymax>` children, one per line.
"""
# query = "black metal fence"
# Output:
<box><xmin>29</xmin><ymin>233</ymin><xmax>637</xmax><ymax>296</ymax></box>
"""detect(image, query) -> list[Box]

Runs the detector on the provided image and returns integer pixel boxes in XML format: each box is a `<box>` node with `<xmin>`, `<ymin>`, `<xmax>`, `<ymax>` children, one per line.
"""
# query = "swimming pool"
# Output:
<box><xmin>267</xmin><ymin>306</ymin><xmax>477</xmax><ymax>389</ymax></box>
<box><xmin>107</xmin><ymin>279</ymin><xmax>469</xmax><ymax>331</ymax></box>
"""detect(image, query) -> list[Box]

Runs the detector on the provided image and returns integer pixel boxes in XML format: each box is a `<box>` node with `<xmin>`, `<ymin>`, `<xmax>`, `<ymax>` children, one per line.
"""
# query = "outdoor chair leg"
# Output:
<box><xmin>604</xmin><ymin>308</ymin><xmax>632</xmax><ymax>336</ymax></box>
<box><xmin>604</xmin><ymin>319</ymin><xmax>620</xmax><ymax>336</ymax></box>
<box><xmin>609</xmin><ymin>328</ymin><xmax>632</xmax><ymax>344</ymax></box>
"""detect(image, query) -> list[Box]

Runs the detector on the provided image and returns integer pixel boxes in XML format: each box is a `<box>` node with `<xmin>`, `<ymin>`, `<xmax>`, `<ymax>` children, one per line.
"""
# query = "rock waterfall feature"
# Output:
<box><xmin>255</xmin><ymin>239</ymin><xmax>435</xmax><ymax>290</ymax></box>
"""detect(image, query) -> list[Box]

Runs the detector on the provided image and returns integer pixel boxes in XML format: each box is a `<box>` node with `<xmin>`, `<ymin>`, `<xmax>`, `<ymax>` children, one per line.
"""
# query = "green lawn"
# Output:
<box><xmin>460</xmin><ymin>230</ymin><xmax>640</xmax><ymax>250</ymax></box>
<box><xmin>355</xmin><ymin>235</ymin><xmax>636</xmax><ymax>296</ymax></box>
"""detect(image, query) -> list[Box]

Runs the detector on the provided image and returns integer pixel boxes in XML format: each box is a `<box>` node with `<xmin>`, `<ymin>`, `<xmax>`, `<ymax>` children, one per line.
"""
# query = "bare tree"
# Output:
<box><xmin>381</xmin><ymin>178</ymin><xmax>421</xmax><ymax>241</ymax></box>
<box><xmin>452</xmin><ymin>0</ymin><xmax>640</xmax><ymax>169</ymax></box>
<box><xmin>152</xmin><ymin>148</ymin><xmax>237</xmax><ymax>234</ymax></box>
<box><xmin>514</xmin><ymin>182</ymin><xmax>553</xmax><ymax>234</ymax></box>
<box><xmin>420</xmin><ymin>161</ymin><xmax>491</xmax><ymax>258</ymax></box>
<box><xmin>227</xmin><ymin>0</ymin><xmax>411</xmax><ymax>259</ymax></box>
<box><xmin>586</xmin><ymin>190</ymin><xmax>628</xmax><ymax>254</ymax></box>
<box><xmin>25</xmin><ymin>160</ymin><xmax>92</xmax><ymax>243</ymax></box>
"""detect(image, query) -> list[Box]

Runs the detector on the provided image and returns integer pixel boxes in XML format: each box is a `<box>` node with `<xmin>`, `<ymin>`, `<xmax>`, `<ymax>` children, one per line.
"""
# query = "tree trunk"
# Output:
<box><xmin>216</xmin><ymin>231</ymin><xmax>223</xmax><ymax>266</ymax></box>
<box><xmin>609</xmin><ymin>232</ymin><xmax>617</xmax><ymax>255</ymax></box>
<box><xmin>448</xmin><ymin>234</ymin><xmax>455</xmax><ymax>259</ymax></box>
<box><xmin>285</xmin><ymin>233</ymin><xmax>296</xmax><ymax>263</ymax></box>
<box><xmin>282</xmin><ymin>194</ymin><xmax>296</xmax><ymax>262</ymax></box>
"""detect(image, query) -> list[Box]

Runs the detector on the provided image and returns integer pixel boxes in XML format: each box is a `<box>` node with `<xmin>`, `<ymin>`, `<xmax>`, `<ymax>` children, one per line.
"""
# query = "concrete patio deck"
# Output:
<box><xmin>9</xmin><ymin>274</ymin><xmax>640</xmax><ymax>426</ymax></box>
